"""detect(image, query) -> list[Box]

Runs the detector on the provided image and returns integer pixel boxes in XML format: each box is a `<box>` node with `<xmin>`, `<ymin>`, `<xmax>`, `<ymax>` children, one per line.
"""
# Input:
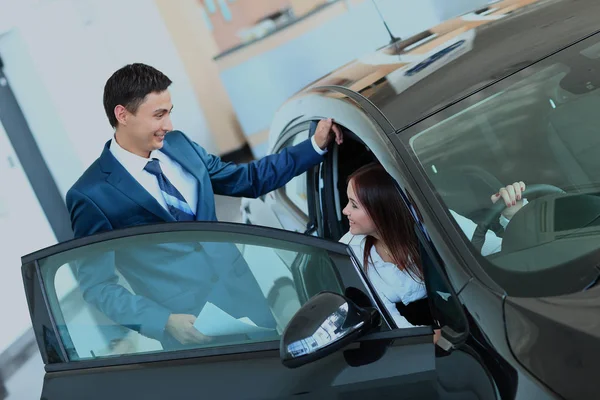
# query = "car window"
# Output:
<box><xmin>40</xmin><ymin>230</ymin><xmax>343</xmax><ymax>362</ymax></box>
<box><xmin>278</xmin><ymin>132</ymin><xmax>310</xmax><ymax>217</ymax></box>
<box><xmin>401</xmin><ymin>33</ymin><xmax>600</xmax><ymax>297</ymax></box>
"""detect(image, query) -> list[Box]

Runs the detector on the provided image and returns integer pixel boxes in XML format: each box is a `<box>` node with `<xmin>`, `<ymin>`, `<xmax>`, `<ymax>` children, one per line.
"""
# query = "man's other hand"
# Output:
<box><xmin>314</xmin><ymin>118</ymin><xmax>343</xmax><ymax>150</ymax></box>
<box><xmin>166</xmin><ymin>314</ymin><xmax>213</xmax><ymax>345</ymax></box>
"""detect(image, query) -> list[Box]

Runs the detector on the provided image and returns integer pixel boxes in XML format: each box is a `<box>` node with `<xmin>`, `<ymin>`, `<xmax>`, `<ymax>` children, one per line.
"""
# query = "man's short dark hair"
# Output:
<box><xmin>103</xmin><ymin>63</ymin><xmax>172</xmax><ymax>128</ymax></box>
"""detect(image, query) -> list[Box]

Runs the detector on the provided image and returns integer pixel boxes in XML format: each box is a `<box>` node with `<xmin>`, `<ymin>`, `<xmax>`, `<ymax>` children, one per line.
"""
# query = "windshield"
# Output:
<box><xmin>402</xmin><ymin>34</ymin><xmax>600</xmax><ymax>297</ymax></box>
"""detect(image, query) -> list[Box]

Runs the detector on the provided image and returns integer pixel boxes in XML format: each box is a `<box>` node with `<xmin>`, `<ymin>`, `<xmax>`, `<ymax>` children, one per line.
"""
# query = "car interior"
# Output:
<box><xmin>405</xmin><ymin>42</ymin><xmax>600</xmax><ymax>296</ymax></box>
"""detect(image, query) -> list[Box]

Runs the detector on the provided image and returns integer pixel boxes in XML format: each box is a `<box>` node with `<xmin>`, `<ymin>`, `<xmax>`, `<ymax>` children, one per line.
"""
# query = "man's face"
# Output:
<box><xmin>119</xmin><ymin>90</ymin><xmax>174</xmax><ymax>157</ymax></box>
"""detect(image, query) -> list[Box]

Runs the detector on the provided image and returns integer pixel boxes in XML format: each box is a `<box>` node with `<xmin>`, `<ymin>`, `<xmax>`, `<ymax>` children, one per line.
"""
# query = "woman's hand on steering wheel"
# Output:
<box><xmin>472</xmin><ymin>183</ymin><xmax>564</xmax><ymax>253</ymax></box>
<box><xmin>491</xmin><ymin>181</ymin><xmax>526</xmax><ymax>220</ymax></box>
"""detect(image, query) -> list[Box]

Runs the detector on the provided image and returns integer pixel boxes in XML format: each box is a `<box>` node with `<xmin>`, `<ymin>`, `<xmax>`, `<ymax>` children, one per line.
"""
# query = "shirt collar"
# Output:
<box><xmin>349</xmin><ymin>234</ymin><xmax>389</xmax><ymax>266</ymax></box>
<box><xmin>110</xmin><ymin>137</ymin><xmax>161</xmax><ymax>174</ymax></box>
<box><xmin>369</xmin><ymin>243</ymin><xmax>386</xmax><ymax>265</ymax></box>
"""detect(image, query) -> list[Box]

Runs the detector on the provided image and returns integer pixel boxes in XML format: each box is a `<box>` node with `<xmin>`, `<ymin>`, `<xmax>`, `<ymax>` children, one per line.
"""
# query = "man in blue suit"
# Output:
<box><xmin>66</xmin><ymin>63</ymin><xmax>343</xmax><ymax>349</ymax></box>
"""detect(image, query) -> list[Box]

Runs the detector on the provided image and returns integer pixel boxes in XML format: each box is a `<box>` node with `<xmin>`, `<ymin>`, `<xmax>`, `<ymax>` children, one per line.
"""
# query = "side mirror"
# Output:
<box><xmin>280</xmin><ymin>291</ymin><xmax>379</xmax><ymax>368</ymax></box>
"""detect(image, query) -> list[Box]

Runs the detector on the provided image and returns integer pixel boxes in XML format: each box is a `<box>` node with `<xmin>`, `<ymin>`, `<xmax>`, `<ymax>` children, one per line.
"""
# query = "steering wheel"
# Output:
<box><xmin>471</xmin><ymin>184</ymin><xmax>566</xmax><ymax>253</ymax></box>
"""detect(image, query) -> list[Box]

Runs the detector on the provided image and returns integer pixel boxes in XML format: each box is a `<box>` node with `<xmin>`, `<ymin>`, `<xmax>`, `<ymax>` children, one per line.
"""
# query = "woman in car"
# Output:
<box><xmin>340</xmin><ymin>162</ymin><xmax>525</xmax><ymax>328</ymax></box>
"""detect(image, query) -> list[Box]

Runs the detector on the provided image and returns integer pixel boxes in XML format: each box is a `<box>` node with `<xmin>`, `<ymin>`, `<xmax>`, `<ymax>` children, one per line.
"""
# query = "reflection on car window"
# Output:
<box><xmin>403</xmin><ymin>34</ymin><xmax>600</xmax><ymax>296</ymax></box>
<box><xmin>280</xmin><ymin>133</ymin><xmax>310</xmax><ymax>217</ymax></box>
<box><xmin>41</xmin><ymin>231</ymin><xmax>342</xmax><ymax>361</ymax></box>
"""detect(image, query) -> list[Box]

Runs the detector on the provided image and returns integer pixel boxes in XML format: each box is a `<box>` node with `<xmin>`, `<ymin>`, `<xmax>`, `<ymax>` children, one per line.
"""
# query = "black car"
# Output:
<box><xmin>22</xmin><ymin>0</ymin><xmax>600</xmax><ymax>398</ymax></box>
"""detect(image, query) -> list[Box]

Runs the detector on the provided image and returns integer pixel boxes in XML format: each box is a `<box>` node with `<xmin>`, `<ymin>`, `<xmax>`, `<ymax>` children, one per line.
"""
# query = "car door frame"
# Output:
<box><xmin>270</xmin><ymin>120</ymin><xmax>323</xmax><ymax>235</ymax></box>
<box><xmin>243</xmin><ymin>122</ymin><xmax>321</xmax><ymax>235</ymax></box>
<box><xmin>22</xmin><ymin>221</ymin><xmax>435</xmax><ymax>373</ymax></box>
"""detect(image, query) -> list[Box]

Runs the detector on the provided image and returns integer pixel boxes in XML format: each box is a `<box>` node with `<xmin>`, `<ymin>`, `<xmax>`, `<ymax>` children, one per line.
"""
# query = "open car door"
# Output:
<box><xmin>22</xmin><ymin>222</ymin><xmax>445</xmax><ymax>399</ymax></box>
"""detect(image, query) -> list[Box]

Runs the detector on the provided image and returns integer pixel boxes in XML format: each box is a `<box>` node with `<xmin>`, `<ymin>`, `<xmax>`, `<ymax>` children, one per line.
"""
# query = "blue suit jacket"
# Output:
<box><xmin>66</xmin><ymin>130</ymin><xmax>323</xmax><ymax>346</ymax></box>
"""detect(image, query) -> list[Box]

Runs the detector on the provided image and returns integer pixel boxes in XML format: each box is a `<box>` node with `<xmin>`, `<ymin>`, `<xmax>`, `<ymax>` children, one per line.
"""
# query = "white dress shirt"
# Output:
<box><xmin>450</xmin><ymin>200</ymin><xmax>527</xmax><ymax>256</ymax></box>
<box><xmin>110</xmin><ymin>138</ymin><xmax>199</xmax><ymax>214</ymax></box>
<box><xmin>110</xmin><ymin>136</ymin><xmax>326</xmax><ymax>215</ymax></box>
<box><xmin>310</xmin><ymin>136</ymin><xmax>328</xmax><ymax>156</ymax></box>
<box><xmin>450</xmin><ymin>210</ymin><xmax>502</xmax><ymax>256</ymax></box>
<box><xmin>340</xmin><ymin>232</ymin><xmax>426</xmax><ymax>329</ymax></box>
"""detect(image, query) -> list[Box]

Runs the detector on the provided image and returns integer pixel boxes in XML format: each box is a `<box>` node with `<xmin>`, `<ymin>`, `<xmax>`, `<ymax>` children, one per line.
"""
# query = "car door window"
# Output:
<box><xmin>32</xmin><ymin>226</ymin><xmax>347</xmax><ymax>363</ymax></box>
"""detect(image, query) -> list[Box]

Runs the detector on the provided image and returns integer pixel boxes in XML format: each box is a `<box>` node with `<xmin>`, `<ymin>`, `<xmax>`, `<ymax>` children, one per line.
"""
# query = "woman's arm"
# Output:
<box><xmin>450</xmin><ymin>181</ymin><xmax>527</xmax><ymax>256</ymax></box>
<box><xmin>450</xmin><ymin>210</ymin><xmax>503</xmax><ymax>256</ymax></box>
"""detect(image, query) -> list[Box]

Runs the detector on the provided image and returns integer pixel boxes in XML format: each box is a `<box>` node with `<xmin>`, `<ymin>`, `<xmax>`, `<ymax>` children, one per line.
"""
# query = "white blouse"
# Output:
<box><xmin>339</xmin><ymin>232</ymin><xmax>427</xmax><ymax>329</ymax></box>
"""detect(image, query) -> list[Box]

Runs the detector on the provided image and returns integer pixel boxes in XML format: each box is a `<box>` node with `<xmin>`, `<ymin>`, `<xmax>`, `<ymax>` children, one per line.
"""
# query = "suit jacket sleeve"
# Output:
<box><xmin>187</xmin><ymin>135</ymin><xmax>324</xmax><ymax>198</ymax></box>
<box><xmin>66</xmin><ymin>189</ymin><xmax>171</xmax><ymax>340</ymax></box>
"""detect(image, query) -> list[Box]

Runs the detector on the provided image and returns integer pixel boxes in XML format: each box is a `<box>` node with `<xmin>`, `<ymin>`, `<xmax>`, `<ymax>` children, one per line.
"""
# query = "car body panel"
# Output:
<box><xmin>504</xmin><ymin>289</ymin><xmax>600</xmax><ymax>400</ymax></box>
<box><xmin>298</xmin><ymin>0</ymin><xmax>600</xmax><ymax>132</ymax></box>
<box><xmin>41</xmin><ymin>340</ymin><xmax>437</xmax><ymax>400</ymax></box>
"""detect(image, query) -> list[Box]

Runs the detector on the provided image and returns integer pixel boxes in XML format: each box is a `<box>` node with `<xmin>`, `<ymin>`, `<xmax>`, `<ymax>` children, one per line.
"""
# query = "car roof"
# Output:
<box><xmin>299</xmin><ymin>0</ymin><xmax>600</xmax><ymax>131</ymax></box>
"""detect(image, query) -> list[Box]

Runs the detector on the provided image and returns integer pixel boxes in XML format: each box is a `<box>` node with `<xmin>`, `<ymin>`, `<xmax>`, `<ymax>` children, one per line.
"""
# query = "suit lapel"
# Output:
<box><xmin>160</xmin><ymin>140</ymin><xmax>202</xmax><ymax>181</ymax></box>
<box><xmin>99</xmin><ymin>141</ymin><xmax>175</xmax><ymax>222</ymax></box>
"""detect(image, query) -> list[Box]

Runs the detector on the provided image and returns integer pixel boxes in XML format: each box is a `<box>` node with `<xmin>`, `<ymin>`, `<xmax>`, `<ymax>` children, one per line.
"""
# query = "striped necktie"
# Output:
<box><xmin>144</xmin><ymin>159</ymin><xmax>195</xmax><ymax>221</ymax></box>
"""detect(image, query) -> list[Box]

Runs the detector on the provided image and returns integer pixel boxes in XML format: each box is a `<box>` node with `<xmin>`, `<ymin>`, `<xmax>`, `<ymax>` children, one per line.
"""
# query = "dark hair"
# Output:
<box><xmin>348</xmin><ymin>162</ymin><xmax>423</xmax><ymax>282</ymax></box>
<box><xmin>103</xmin><ymin>63</ymin><xmax>172</xmax><ymax>128</ymax></box>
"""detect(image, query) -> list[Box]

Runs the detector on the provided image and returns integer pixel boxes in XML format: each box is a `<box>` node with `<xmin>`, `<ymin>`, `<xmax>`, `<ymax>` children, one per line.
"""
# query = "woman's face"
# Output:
<box><xmin>342</xmin><ymin>180</ymin><xmax>377</xmax><ymax>236</ymax></box>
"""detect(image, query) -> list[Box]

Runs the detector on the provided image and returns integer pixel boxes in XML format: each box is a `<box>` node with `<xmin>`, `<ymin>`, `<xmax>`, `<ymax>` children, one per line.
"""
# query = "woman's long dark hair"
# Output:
<box><xmin>348</xmin><ymin>162</ymin><xmax>423</xmax><ymax>282</ymax></box>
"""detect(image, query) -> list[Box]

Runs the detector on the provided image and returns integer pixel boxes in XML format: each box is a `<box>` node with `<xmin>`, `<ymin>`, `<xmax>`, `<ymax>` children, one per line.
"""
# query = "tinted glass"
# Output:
<box><xmin>40</xmin><ymin>230</ymin><xmax>343</xmax><ymax>361</ymax></box>
<box><xmin>401</xmin><ymin>34</ymin><xmax>600</xmax><ymax>296</ymax></box>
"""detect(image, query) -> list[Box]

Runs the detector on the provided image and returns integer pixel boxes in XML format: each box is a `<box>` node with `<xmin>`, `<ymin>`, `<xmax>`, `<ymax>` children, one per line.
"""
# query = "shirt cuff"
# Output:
<box><xmin>499</xmin><ymin>198</ymin><xmax>528</xmax><ymax>229</ymax></box>
<box><xmin>310</xmin><ymin>136</ymin><xmax>328</xmax><ymax>155</ymax></box>
<box><xmin>499</xmin><ymin>214</ymin><xmax>510</xmax><ymax>229</ymax></box>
